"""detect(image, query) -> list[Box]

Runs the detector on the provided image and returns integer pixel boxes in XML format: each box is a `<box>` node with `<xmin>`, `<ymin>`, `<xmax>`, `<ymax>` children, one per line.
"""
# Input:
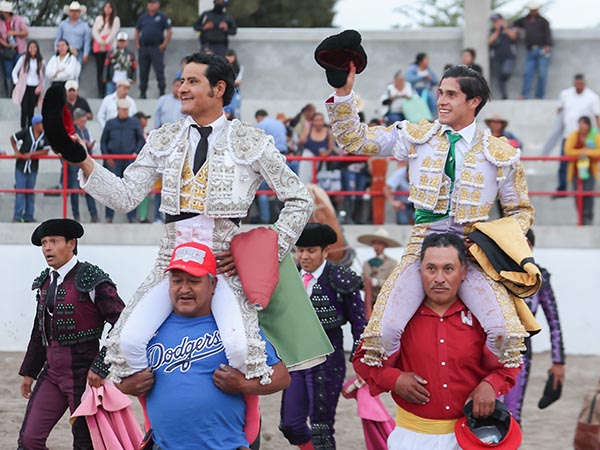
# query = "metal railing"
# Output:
<box><xmin>1</xmin><ymin>153</ymin><xmax>597</xmax><ymax>226</ymax></box>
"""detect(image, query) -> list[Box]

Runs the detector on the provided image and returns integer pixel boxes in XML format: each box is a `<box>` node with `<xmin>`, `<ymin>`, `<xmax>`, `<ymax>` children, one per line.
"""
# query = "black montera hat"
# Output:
<box><xmin>296</xmin><ymin>223</ymin><xmax>338</xmax><ymax>248</ymax></box>
<box><xmin>31</xmin><ymin>218</ymin><xmax>84</xmax><ymax>246</ymax></box>
<box><xmin>42</xmin><ymin>84</ymin><xmax>87</xmax><ymax>163</ymax></box>
<box><xmin>314</xmin><ymin>29</ymin><xmax>367</xmax><ymax>88</ymax></box>
<box><xmin>538</xmin><ymin>373</ymin><xmax>562</xmax><ymax>409</ymax></box>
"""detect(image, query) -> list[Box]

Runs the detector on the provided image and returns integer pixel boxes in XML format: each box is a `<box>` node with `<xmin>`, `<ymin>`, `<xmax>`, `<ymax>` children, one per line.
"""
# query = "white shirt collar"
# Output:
<box><xmin>301</xmin><ymin>259</ymin><xmax>327</xmax><ymax>281</ymax></box>
<box><xmin>184</xmin><ymin>113</ymin><xmax>227</xmax><ymax>133</ymax></box>
<box><xmin>440</xmin><ymin>119</ymin><xmax>477</xmax><ymax>144</ymax></box>
<box><xmin>51</xmin><ymin>255</ymin><xmax>78</xmax><ymax>283</ymax></box>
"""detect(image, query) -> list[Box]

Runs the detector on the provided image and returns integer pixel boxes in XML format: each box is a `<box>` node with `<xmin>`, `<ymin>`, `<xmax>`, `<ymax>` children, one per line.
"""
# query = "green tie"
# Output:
<box><xmin>445</xmin><ymin>131</ymin><xmax>461</xmax><ymax>181</ymax></box>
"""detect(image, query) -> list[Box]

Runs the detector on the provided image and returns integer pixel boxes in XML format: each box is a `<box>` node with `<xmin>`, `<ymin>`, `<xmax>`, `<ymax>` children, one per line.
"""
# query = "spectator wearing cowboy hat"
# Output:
<box><xmin>0</xmin><ymin>0</ymin><xmax>29</xmax><ymax>97</ymax></box>
<box><xmin>513</xmin><ymin>1</ymin><xmax>553</xmax><ymax>99</ymax></box>
<box><xmin>55</xmin><ymin>2</ymin><xmax>91</xmax><ymax>66</ymax></box>
<box><xmin>485</xmin><ymin>113</ymin><xmax>523</xmax><ymax>149</ymax></box>
<box><xmin>357</xmin><ymin>228</ymin><xmax>401</xmax><ymax>319</ymax></box>
<box><xmin>97</xmin><ymin>78</ymin><xmax>137</xmax><ymax>128</ymax></box>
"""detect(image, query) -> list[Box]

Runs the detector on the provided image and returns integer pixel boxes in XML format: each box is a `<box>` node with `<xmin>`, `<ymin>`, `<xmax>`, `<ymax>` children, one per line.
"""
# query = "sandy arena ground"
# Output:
<box><xmin>1</xmin><ymin>351</ymin><xmax>597</xmax><ymax>449</ymax></box>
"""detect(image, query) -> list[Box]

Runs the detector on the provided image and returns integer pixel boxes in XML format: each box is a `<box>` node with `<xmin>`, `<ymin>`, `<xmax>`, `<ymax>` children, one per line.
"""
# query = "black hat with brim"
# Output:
<box><xmin>31</xmin><ymin>219</ymin><xmax>84</xmax><ymax>246</ymax></box>
<box><xmin>315</xmin><ymin>29</ymin><xmax>367</xmax><ymax>88</ymax></box>
<box><xmin>42</xmin><ymin>84</ymin><xmax>87</xmax><ymax>163</ymax></box>
<box><xmin>538</xmin><ymin>373</ymin><xmax>562</xmax><ymax>409</ymax></box>
<box><xmin>296</xmin><ymin>223</ymin><xmax>338</xmax><ymax>248</ymax></box>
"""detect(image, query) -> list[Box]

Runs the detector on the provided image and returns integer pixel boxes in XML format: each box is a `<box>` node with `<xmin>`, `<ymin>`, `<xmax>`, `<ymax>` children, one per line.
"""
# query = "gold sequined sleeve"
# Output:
<box><xmin>498</xmin><ymin>161</ymin><xmax>535</xmax><ymax>233</ymax></box>
<box><xmin>325</xmin><ymin>94</ymin><xmax>406</xmax><ymax>157</ymax></box>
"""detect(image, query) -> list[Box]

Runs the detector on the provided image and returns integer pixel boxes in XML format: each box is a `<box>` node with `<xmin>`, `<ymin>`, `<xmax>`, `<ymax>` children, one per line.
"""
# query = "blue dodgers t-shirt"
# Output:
<box><xmin>146</xmin><ymin>313</ymin><xmax>279</xmax><ymax>450</ymax></box>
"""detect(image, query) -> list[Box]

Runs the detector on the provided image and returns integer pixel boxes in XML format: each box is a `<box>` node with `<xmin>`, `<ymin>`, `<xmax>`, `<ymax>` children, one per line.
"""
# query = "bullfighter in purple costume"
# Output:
<box><xmin>280</xmin><ymin>223</ymin><xmax>366</xmax><ymax>450</ymax></box>
<box><xmin>504</xmin><ymin>229</ymin><xmax>565</xmax><ymax>423</ymax></box>
<box><xmin>17</xmin><ymin>219</ymin><xmax>125</xmax><ymax>450</ymax></box>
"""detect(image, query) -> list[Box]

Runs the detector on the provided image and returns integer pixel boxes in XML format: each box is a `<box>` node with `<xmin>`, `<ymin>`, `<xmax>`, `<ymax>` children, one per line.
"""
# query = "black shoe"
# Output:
<box><xmin>551</xmin><ymin>188</ymin><xmax>566</xmax><ymax>199</ymax></box>
<box><xmin>159</xmin><ymin>89</ymin><xmax>165</xmax><ymax>96</ymax></box>
<box><xmin>140</xmin><ymin>91</ymin><xmax>147</xmax><ymax>99</ymax></box>
<box><xmin>44</xmin><ymin>185</ymin><xmax>61</xmax><ymax>197</ymax></box>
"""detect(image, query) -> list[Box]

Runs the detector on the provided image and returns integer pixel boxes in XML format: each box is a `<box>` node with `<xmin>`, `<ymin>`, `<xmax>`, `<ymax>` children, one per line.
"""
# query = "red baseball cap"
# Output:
<box><xmin>165</xmin><ymin>242</ymin><xmax>217</xmax><ymax>277</ymax></box>
<box><xmin>455</xmin><ymin>400</ymin><xmax>522</xmax><ymax>449</ymax></box>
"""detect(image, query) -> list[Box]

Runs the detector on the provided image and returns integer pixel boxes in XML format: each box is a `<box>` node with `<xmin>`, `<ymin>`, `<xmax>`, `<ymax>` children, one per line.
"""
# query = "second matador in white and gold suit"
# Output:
<box><xmin>326</xmin><ymin>65</ymin><xmax>535</xmax><ymax>368</ymax></box>
<box><xmin>74</xmin><ymin>53</ymin><xmax>323</xmax><ymax>384</ymax></box>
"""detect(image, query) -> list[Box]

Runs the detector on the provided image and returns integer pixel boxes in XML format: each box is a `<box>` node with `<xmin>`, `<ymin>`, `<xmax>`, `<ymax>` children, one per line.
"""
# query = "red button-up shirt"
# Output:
<box><xmin>353</xmin><ymin>299</ymin><xmax>521</xmax><ymax>420</ymax></box>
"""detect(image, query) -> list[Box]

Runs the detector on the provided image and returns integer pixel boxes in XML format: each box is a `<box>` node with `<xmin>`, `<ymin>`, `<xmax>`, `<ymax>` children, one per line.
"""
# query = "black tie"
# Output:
<box><xmin>192</xmin><ymin>125</ymin><xmax>213</xmax><ymax>174</ymax></box>
<box><xmin>46</xmin><ymin>271</ymin><xmax>59</xmax><ymax>314</ymax></box>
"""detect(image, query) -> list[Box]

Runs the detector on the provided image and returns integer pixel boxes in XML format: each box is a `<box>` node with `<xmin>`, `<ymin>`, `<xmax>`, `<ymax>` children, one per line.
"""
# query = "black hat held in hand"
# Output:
<box><xmin>42</xmin><ymin>84</ymin><xmax>87</xmax><ymax>163</ymax></box>
<box><xmin>314</xmin><ymin>29</ymin><xmax>367</xmax><ymax>88</ymax></box>
<box><xmin>538</xmin><ymin>373</ymin><xmax>562</xmax><ymax>409</ymax></box>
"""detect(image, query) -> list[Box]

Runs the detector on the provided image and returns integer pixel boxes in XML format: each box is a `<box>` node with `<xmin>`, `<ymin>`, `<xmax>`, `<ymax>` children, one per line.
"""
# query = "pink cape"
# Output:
<box><xmin>70</xmin><ymin>382</ymin><xmax>144</xmax><ymax>450</ymax></box>
<box><xmin>342</xmin><ymin>378</ymin><xmax>395</xmax><ymax>450</ymax></box>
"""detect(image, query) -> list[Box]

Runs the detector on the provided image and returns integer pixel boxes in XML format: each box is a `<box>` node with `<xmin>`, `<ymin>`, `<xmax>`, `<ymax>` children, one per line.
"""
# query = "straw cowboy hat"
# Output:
<box><xmin>63</xmin><ymin>1</ymin><xmax>87</xmax><ymax>15</ymax></box>
<box><xmin>485</xmin><ymin>113</ymin><xmax>509</xmax><ymax>128</ymax></box>
<box><xmin>526</xmin><ymin>0</ymin><xmax>544</xmax><ymax>10</ymax></box>
<box><xmin>357</xmin><ymin>228</ymin><xmax>401</xmax><ymax>248</ymax></box>
<box><xmin>0</xmin><ymin>1</ymin><xmax>14</xmax><ymax>13</ymax></box>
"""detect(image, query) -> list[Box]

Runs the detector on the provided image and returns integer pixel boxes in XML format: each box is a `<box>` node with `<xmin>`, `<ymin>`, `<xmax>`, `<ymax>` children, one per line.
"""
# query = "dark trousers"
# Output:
<box><xmin>93</xmin><ymin>51</ymin><xmax>107</xmax><ymax>97</ymax></box>
<box><xmin>557</xmin><ymin>139</ymin><xmax>568</xmax><ymax>191</ymax></box>
<box><xmin>67</xmin><ymin>164</ymin><xmax>98</xmax><ymax>220</ymax></box>
<box><xmin>18</xmin><ymin>341</ymin><xmax>93</xmax><ymax>450</ymax></box>
<box><xmin>139</xmin><ymin>46</ymin><xmax>165</xmax><ymax>94</ymax></box>
<box><xmin>21</xmin><ymin>86</ymin><xmax>39</xmax><ymax>128</ymax></box>
<box><xmin>200</xmin><ymin>42</ymin><xmax>227</xmax><ymax>57</ymax></box>
<box><xmin>105</xmin><ymin>159</ymin><xmax>136</xmax><ymax>221</ymax></box>
<box><xmin>280</xmin><ymin>337</ymin><xmax>346</xmax><ymax>449</ymax></box>
<box><xmin>574</xmin><ymin>175</ymin><xmax>596</xmax><ymax>224</ymax></box>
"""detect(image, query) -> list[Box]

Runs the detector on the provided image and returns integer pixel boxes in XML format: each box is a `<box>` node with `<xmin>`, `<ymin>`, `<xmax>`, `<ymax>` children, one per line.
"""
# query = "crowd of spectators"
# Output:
<box><xmin>1</xmin><ymin>0</ymin><xmax>596</xmax><ymax>226</ymax></box>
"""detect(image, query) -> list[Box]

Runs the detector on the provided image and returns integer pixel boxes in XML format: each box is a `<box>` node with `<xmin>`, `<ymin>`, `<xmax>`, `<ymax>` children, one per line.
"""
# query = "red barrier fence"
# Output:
<box><xmin>1</xmin><ymin>153</ymin><xmax>598</xmax><ymax>225</ymax></box>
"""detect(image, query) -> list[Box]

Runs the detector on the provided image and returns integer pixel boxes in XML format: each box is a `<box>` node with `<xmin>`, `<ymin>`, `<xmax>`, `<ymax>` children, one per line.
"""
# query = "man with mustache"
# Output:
<box><xmin>119</xmin><ymin>242</ymin><xmax>289</xmax><ymax>450</ymax></box>
<box><xmin>353</xmin><ymin>233</ymin><xmax>521</xmax><ymax>449</ymax></box>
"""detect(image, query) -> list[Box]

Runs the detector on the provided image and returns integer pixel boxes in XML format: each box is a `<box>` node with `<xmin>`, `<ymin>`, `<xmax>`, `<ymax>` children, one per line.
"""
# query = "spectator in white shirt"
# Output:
<box><xmin>555</xmin><ymin>73</ymin><xmax>600</xmax><ymax>193</ymax></box>
<box><xmin>96</xmin><ymin>78</ymin><xmax>137</xmax><ymax>129</ymax></box>
<box><xmin>45</xmin><ymin>39</ymin><xmax>80</xmax><ymax>86</ymax></box>
<box><xmin>379</xmin><ymin>70</ymin><xmax>413</xmax><ymax>125</ymax></box>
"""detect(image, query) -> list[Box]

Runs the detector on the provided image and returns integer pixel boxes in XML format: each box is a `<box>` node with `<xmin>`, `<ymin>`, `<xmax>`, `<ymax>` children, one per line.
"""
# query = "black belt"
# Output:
<box><xmin>165</xmin><ymin>212</ymin><xmax>240</xmax><ymax>227</ymax></box>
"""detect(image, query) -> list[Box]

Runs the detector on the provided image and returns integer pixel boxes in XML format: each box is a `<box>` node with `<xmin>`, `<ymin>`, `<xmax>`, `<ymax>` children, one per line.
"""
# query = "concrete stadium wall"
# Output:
<box><xmin>9</xmin><ymin>27</ymin><xmax>600</xmax><ymax>119</ymax></box>
<box><xmin>1</xmin><ymin>224</ymin><xmax>599</xmax><ymax>355</ymax></box>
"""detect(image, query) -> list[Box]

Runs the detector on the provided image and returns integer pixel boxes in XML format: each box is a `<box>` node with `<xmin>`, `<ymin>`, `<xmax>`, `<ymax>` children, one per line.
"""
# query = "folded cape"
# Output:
<box><xmin>468</xmin><ymin>217</ymin><xmax>541</xmax><ymax>334</ymax></box>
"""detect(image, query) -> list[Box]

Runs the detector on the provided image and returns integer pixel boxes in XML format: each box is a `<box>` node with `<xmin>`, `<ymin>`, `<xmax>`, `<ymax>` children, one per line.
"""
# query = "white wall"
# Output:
<box><xmin>2</xmin><ymin>245</ymin><xmax>598</xmax><ymax>356</ymax></box>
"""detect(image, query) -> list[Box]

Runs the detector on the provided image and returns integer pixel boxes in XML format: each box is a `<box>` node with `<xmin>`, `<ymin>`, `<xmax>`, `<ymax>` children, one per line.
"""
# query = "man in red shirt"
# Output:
<box><xmin>353</xmin><ymin>233</ymin><xmax>521</xmax><ymax>449</ymax></box>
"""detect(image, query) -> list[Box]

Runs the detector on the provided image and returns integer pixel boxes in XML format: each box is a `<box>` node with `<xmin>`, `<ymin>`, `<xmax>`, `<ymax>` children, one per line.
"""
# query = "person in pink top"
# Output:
<box><xmin>0</xmin><ymin>0</ymin><xmax>28</xmax><ymax>96</ymax></box>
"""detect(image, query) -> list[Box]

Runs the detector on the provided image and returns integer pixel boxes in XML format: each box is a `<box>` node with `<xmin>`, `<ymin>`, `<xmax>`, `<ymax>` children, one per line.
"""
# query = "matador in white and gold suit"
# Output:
<box><xmin>326</xmin><ymin>72</ymin><xmax>535</xmax><ymax>369</ymax></box>
<box><xmin>79</xmin><ymin>114</ymin><xmax>317</xmax><ymax>383</ymax></box>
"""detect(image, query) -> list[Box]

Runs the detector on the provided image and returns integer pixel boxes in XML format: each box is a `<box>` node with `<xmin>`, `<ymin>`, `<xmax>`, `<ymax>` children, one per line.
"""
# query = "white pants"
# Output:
<box><xmin>118</xmin><ymin>214</ymin><xmax>248</xmax><ymax>373</ymax></box>
<box><xmin>387</xmin><ymin>426</ymin><xmax>460</xmax><ymax>450</ymax></box>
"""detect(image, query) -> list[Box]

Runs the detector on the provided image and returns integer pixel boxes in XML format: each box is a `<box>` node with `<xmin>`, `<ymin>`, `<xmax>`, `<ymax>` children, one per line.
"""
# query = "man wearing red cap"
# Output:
<box><xmin>119</xmin><ymin>242</ymin><xmax>290</xmax><ymax>450</ymax></box>
<box><xmin>353</xmin><ymin>233</ymin><xmax>521</xmax><ymax>449</ymax></box>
